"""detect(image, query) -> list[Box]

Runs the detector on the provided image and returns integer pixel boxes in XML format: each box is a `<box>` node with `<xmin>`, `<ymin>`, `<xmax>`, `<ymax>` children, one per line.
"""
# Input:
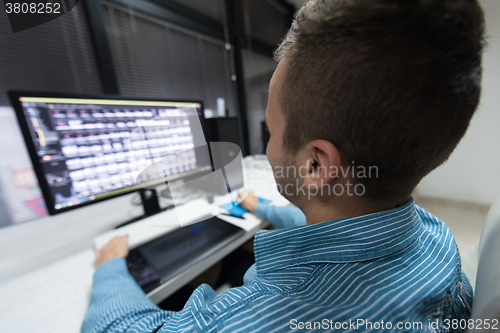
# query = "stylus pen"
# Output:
<box><xmin>219</xmin><ymin>213</ymin><xmax>246</xmax><ymax>220</ymax></box>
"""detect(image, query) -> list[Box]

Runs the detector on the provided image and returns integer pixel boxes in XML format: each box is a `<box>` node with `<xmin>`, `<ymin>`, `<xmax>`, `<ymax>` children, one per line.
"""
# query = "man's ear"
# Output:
<box><xmin>302</xmin><ymin>140</ymin><xmax>342</xmax><ymax>191</ymax></box>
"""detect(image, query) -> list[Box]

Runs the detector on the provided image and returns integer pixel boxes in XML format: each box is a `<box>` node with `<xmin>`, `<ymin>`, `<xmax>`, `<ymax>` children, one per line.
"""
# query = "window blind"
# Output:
<box><xmin>0</xmin><ymin>3</ymin><xmax>103</xmax><ymax>105</ymax></box>
<box><xmin>102</xmin><ymin>1</ymin><xmax>236</xmax><ymax>114</ymax></box>
<box><xmin>242</xmin><ymin>50</ymin><xmax>276</xmax><ymax>154</ymax></box>
<box><xmin>170</xmin><ymin>0</ymin><xmax>225</xmax><ymax>22</ymax></box>
<box><xmin>242</xmin><ymin>0</ymin><xmax>291</xmax><ymax>48</ymax></box>
<box><xmin>0</xmin><ymin>3</ymin><xmax>102</xmax><ymax>227</ymax></box>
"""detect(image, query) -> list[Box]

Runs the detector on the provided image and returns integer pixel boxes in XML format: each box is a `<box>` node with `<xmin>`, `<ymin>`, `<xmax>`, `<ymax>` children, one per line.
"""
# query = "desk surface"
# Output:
<box><xmin>0</xmin><ymin>156</ymin><xmax>285</xmax><ymax>333</ymax></box>
<box><xmin>0</xmin><ymin>248</ymin><xmax>95</xmax><ymax>333</ymax></box>
<box><xmin>0</xmin><ymin>221</ymin><xmax>267</xmax><ymax>333</ymax></box>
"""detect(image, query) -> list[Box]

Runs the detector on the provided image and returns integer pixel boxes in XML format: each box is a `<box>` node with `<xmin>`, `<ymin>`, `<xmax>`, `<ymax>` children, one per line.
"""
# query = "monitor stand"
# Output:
<box><xmin>115</xmin><ymin>188</ymin><xmax>166</xmax><ymax>229</ymax></box>
<box><xmin>140</xmin><ymin>188</ymin><xmax>162</xmax><ymax>217</ymax></box>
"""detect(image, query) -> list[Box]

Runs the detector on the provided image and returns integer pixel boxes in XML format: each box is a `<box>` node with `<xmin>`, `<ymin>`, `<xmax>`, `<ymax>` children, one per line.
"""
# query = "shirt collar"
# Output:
<box><xmin>254</xmin><ymin>197</ymin><xmax>423</xmax><ymax>274</ymax></box>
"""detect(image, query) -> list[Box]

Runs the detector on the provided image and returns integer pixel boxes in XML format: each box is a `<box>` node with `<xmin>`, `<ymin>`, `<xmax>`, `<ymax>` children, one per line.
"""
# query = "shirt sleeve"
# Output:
<box><xmin>81</xmin><ymin>258</ymin><xmax>173</xmax><ymax>333</ymax></box>
<box><xmin>254</xmin><ymin>204</ymin><xmax>307</xmax><ymax>229</ymax></box>
<box><xmin>447</xmin><ymin>271</ymin><xmax>474</xmax><ymax>333</ymax></box>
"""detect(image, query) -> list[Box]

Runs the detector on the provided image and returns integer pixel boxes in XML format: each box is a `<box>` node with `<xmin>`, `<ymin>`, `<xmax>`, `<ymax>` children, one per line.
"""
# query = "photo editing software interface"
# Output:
<box><xmin>16</xmin><ymin>97</ymin><xmax>212</xmax><ymax>213</ymax></box>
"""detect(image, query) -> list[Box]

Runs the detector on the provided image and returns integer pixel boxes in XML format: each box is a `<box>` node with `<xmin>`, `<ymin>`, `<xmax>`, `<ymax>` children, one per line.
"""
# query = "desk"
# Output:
<box><xmin>0</xmin><ymin>156</ymin><xmax>286</xmax><ymax>333</ymax></box>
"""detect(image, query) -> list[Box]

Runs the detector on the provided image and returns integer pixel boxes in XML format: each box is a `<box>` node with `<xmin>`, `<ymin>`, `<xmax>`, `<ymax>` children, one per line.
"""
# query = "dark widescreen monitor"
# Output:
<box><xmin>9</xmin><ymin>92</ymin><xmax>212</xmax><ymax>215</ymax></box>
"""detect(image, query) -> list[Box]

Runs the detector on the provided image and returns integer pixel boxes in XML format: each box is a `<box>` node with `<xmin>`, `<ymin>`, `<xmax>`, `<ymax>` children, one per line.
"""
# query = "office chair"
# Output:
<box><xmin>469</xmin><ymin>194</ymin><xmax>500</xmax><ymax>332</ymax></box>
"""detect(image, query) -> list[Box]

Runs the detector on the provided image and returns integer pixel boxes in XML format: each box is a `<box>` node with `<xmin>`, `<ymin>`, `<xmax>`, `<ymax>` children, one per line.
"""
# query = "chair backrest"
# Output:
<box><xmin>469</xmin><ymin>194</ymin><xmax>500</xmax><ymax>332</ymax></box>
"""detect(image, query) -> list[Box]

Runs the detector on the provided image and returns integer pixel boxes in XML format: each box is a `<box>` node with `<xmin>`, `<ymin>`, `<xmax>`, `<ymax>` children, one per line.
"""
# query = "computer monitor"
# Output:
<box><xmin>9</xmin><ymin>91</ymin><xmax>213</xmax><ymax>216</ymax></box>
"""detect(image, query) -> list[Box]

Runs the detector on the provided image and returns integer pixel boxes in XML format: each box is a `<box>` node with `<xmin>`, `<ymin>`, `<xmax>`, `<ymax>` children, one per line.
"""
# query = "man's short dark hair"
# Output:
<box><xmin>275</xmin><ymin>0</ymin><xmax>485</xmax><ymax>205</ymax></box>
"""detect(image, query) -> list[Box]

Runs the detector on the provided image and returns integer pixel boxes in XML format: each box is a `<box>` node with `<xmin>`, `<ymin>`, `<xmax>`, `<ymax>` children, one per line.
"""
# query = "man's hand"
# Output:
<box><xmin>238</xmin><ymin>189</ymin><xmax>259</xmax><ymax>213</ymax></box>
<box><xmin>95</xmin><ymin>235</ymin><xmax>129</xmax><ymax>268</ymax></box>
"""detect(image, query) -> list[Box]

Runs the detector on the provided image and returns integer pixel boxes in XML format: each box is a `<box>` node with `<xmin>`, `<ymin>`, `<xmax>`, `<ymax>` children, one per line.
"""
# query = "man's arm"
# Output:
<box><xmin>238</xmin><ymin>190</ymin><xmax>307</xmax><ymax>228</ymax></box>
<box><xmin>82</xmin><ymin>236</ymin><xmax>172</xmax><ymax>333</ymax></box>
<box><xmin>255</xmin><ymin>204</ymin><xmax>307</xmax><ymax>228</ymax></box>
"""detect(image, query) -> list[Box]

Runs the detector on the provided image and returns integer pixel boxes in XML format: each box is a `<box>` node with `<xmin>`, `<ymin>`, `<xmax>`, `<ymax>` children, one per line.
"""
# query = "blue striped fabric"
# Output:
<box><xmin>82</xmin><ymin>197</ymin><xmax>472</xmax><ymax>333</ymax></box>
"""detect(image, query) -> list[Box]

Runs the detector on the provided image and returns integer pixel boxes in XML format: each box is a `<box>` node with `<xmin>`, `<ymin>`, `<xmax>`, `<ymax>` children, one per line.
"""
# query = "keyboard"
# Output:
<box><xmin>93</xmin><ymin>198</ymin><xmax>214</xmax><ymax>250</ymax></box>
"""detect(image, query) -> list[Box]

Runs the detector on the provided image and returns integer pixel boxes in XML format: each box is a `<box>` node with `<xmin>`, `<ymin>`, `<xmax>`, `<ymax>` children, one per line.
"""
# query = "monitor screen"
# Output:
<box><xmin>10</xmin><ymin>92</ymin><xmax>212</xmax><ymax>215</ymax></box>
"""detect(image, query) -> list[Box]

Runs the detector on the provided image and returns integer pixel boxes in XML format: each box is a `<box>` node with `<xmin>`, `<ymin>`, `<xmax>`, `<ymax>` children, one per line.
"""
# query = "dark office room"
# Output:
<box><xmin>0</xmin><ymin>0</ymin><xmax>499</xmax><ymax>332</ymax></box>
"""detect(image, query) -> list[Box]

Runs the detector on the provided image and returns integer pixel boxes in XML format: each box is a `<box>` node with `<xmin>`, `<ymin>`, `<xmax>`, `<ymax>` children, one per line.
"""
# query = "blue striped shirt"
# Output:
<box><xmin>82</xmin><ymin>197</ymin><xmax>472</xmax><ymax>332</ymax></box>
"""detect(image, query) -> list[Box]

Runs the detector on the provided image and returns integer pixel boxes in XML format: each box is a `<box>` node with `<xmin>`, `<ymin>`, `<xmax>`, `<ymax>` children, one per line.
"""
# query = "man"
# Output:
<box><xmin>82</xmin><ymin>0</ymin><xmax>484</xmax><ymax>332</ymax></box>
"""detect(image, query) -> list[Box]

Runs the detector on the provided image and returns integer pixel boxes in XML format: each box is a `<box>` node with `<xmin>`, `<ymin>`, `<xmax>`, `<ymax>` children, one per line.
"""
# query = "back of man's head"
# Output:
<box><xmin>275</xmin><ymin>0</ymin><xmax>485</xmax><ymax>206</ymax></box>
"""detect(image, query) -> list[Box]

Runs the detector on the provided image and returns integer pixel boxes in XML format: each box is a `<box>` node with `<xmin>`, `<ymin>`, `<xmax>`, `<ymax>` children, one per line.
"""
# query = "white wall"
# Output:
<box><xmin>416</xmin><ymin>0</ymin><xmax>500</xmax><ymax>206</ymax></box>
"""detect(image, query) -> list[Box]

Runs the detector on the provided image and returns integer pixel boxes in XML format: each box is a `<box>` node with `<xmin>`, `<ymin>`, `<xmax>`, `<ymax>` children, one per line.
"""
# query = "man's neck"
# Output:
<box><xmin>299</xmin><ymin>196</ymin><xmax>397</xmax><ymax>225</ymax></box>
